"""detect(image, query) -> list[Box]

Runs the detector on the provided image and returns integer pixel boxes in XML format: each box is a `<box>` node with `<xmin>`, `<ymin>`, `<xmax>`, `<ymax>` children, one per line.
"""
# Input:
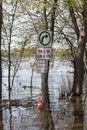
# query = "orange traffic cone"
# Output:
<box><xmin>37</xmin><ymin>100</ymin><xmax>44</xmax><ymax>110</ymax></box>
<box><xmin>37</xmin><ymin>92</ymin><xmax>44</xmax><ymax>110</ymax></box>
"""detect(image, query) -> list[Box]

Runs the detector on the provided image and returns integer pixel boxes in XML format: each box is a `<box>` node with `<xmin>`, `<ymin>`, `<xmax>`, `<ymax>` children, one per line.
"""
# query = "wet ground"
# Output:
<box><xmin>0</xmin><ymin>95</ymin><xmax>87</xmax><ymax>130</ymax></box>
<box><xmin>1</xmin><ymin>59</ymin><xmax>87</xmax><ymax>130</ymax></box>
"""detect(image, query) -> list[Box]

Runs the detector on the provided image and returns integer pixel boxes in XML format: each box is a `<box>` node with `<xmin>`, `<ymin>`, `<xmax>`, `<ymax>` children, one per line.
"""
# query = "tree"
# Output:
<box><xmin>53</xmin><ymin>0</ymin><xmax>87</xmax><ymax>96</ymax></box>
<box><xmin>40</xmin><ymin>2</ymin><xmax>57</xmax><ymax>124</ymax></box>
<box><xmin>3</xmin><ymin>0</ymin><xmax>19</xmax><ymax>99</ymax></box>
<box><xmin>11</xmin><ymin>37</ymin><xmax>28</xmax><ymax>86</ymax></box>
<box><xmin>3</xmin><ymin>0</ymin><xmax>31</xmax><ymax>98</ymax></box>
<box><xmin>0</xmin><ymin>0</ymin><xmax>3</xmax><ymax>99</ymax></box>
<box><xmin>3</xmin><ymin>0</ymin><xmax>86</xmax><ymax>98</ymax></box>
<box><xmin>66</xmin><ymin>0</ymin><xmax>87</xmax><ymax>95</ymax></box>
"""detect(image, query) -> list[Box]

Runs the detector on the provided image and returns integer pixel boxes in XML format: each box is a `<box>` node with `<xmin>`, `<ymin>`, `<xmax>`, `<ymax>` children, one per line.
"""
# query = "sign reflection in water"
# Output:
<box><xmin>37</xmin><ymin>86</ymin><xmax>54</xmax><ymax>130</ymax></box>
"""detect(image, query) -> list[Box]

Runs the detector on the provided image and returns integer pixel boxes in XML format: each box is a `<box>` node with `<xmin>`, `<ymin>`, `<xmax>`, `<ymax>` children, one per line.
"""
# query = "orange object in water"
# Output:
<box><xmin>37</xmin><ymin>100</ymin><xmax>44</xmax><ymax>110</ymax></box>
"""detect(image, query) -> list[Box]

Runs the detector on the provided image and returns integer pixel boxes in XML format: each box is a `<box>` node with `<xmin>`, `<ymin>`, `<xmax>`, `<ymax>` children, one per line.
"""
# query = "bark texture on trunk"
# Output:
<box><xmin>0</xmin><ymin>0</ymin><xmax>2</xmax><ymax>99</ymax></box>
<box><xmin>69</xmin><ymin>1</ymin><xmax>87</xmax><ymax>96</ymax></box>
<box><xmin>73</xmin><ymin>27</ymin><xmax>87</xmax><ymax>95</ymax></box>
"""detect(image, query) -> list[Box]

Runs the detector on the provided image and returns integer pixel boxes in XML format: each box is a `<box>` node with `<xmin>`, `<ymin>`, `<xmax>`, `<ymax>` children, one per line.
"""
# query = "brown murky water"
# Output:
<box><xmin>0</xmin><ymin>95</ymin><xmax>87</xmax><ymax>130</ymax></box>
<box><xmin>2</xmin><ymin>63</ymin><xmax>87</xmax><ymax>130</ymax></box>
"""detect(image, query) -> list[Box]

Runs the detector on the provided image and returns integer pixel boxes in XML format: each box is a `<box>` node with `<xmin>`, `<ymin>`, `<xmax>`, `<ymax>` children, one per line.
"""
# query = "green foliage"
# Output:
<box><xmin>53</xmin><ymin>48</ymin><xmax>71</xmax><ymax>58</ymax></box>
<box><xmin>2</xmin><ymin>47</ymin><xmax>72</xmax><ymax>59</ymax></box>
<box><xmin>2</xmin><ymin>47</ymin><xmax>36</xmax><ymax>58</ymax></box>
<box><xmin>22</xmin><ymin>47</ymin><xmax>36</xmax><ymax>57</ymax></box>
<box><xmin>65</xmin><ymin>0</ymin><xmax>83</xmax><ymax>12</ymax></box>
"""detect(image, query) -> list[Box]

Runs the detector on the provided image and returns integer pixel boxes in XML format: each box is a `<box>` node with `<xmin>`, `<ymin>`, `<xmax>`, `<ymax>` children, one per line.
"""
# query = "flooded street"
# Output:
<box><xmin>0</xmin><ymin>96</ymin><xmax>87</xmax><ymax>130</ymax></box>
<box><xmin>1</xmin><ymin>0</ymin><xmax>87</xmax><ymax>129</ymax></box>
<box><xmin>1</xmin><ymin>58</ymin><xmax>87</xmax><ymax>130</ymax></box>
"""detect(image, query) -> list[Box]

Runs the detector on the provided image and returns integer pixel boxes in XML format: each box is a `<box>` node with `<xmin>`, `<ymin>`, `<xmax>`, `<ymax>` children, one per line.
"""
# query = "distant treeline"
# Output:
<box><xmin>2</xmin><ymin>47</ymin><xmax>72</xmax><ymax>58</ymax></box>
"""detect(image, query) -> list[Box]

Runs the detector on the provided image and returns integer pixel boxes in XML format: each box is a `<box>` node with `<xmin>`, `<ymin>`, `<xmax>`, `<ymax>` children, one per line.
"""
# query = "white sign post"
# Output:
<box><xmin>36</xmin><ymin>30</ymin><xmax>52</xmax><ymax>73</ymax></box>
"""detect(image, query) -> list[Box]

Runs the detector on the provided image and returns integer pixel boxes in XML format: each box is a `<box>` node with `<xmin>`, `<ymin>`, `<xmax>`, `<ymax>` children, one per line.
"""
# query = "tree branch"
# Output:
<box><xmin>69</xmin><ymin>4</ymin><xmax>79</xmax><ymax>39</ymax></box>
<box><xmin>50</xmin><ymin>0</ymin><xmax>58</xmax><ymax>42</ymax></box>
<box><xmin>43</xmin><ymin>0</ymin><xmax>48</xmax><ymax>30</ymax></box>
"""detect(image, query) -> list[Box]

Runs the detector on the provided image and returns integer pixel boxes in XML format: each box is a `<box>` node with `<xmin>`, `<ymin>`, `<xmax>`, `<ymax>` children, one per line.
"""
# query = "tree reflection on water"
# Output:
<box><xmin>0</xmin><ymin>94</ymin><xmax>87</xmax><ymax>130</ymax></box>
<box><xmin>37</xmin><ymin>88</ymin><xmax>54</xmax><ymax>130</ymax></box>
<box><xmin>0</xmin><ymin>109</ymin><xmax>3</xmax><ymax>130</ymax></box>
<box><xmin>71</xmin><ymin>96</ymin><xmax>84</xmax><ymax>130</ymax></box>
<box><xmin>1</xmin><ymin>78</ymin><xmax>87</xmax><ymax>130</ymax></box>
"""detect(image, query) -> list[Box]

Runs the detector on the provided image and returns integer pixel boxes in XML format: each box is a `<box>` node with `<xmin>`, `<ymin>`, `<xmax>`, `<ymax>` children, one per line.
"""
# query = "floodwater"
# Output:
<box><xmin>1</xmin><ymin>58</ymin><xmax>87</xmax><ymax>130</ymax></box>
<box><xmin>0</xmin><ymin>95</ymin><xmax>87</xmax><ymax>130</ymax></box>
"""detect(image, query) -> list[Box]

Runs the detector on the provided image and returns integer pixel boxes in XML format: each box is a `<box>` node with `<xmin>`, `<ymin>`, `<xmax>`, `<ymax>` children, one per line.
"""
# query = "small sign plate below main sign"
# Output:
<box><xmin>37</xmin><ymin>60</ymin><xmax>48</xmax><ymax>73</ymax></box>
<box><xmin>36</xmin><ymin>47</ymin><xmax>52</xmax><ymax>60</ymax></box>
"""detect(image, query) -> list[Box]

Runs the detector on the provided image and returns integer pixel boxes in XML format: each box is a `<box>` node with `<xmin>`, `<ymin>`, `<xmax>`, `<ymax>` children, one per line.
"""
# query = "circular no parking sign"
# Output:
<box><xmin>38</xmin><ymin>30</ymin><xmax>51</xmax><ymax>47</ymax></box>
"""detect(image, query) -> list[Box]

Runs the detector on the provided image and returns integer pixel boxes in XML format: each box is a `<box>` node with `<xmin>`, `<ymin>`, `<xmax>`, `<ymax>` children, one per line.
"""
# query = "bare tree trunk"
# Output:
<box><xmin>69</xmin><ymin>1</ymin><xmax>87</xmax><ymax>96</ymax></box>
<box><xmin>0</xmin><ymin>0</ymin><xmax>2</xmax><ymax>100</ymax></box>
<box><xmin>41</xmin><ymin>0</ymin><xmax>57</xmax><ymax>105</ymax></box>
<box><xmin>8</xmin><ymin>1</ymin><xmax>18</xmax><ymax>99</ymax></box>
<box><xmin>42</xmin><ymin>74</ymin><xmax>54</xmax><ymax>130</ymax></box>
<box><xmin>8</xmin><ymin>41</ymin><xmax>11</xmax><ymax>99</ymax></box>
<box><xmin>73</xmin><ymin>57</ymin><xmax>84</xmax><ymax>96</ymax></box>
<box><xmin>73</xmin><ymin>37</ymin><xmax>87</xmax><ymax>95</ymax></box>
<box><xmin>0</xmin><ymin>110</ymin><xmax>3</xmax><ymax>129</ymax></box>
<box><xmin>41</xmin><ymin>0</ymin><xmax>49</xmax><ymax>104</ymax></box>
<box><xmin>11</xmin><ymin>38</ymin><xmax>27</xmax><ymax>87</ymax></box>
<box><xmin>73</xmin><ymin>29</ymin><xmax>86</xmax><ymax>95</ymax></box>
